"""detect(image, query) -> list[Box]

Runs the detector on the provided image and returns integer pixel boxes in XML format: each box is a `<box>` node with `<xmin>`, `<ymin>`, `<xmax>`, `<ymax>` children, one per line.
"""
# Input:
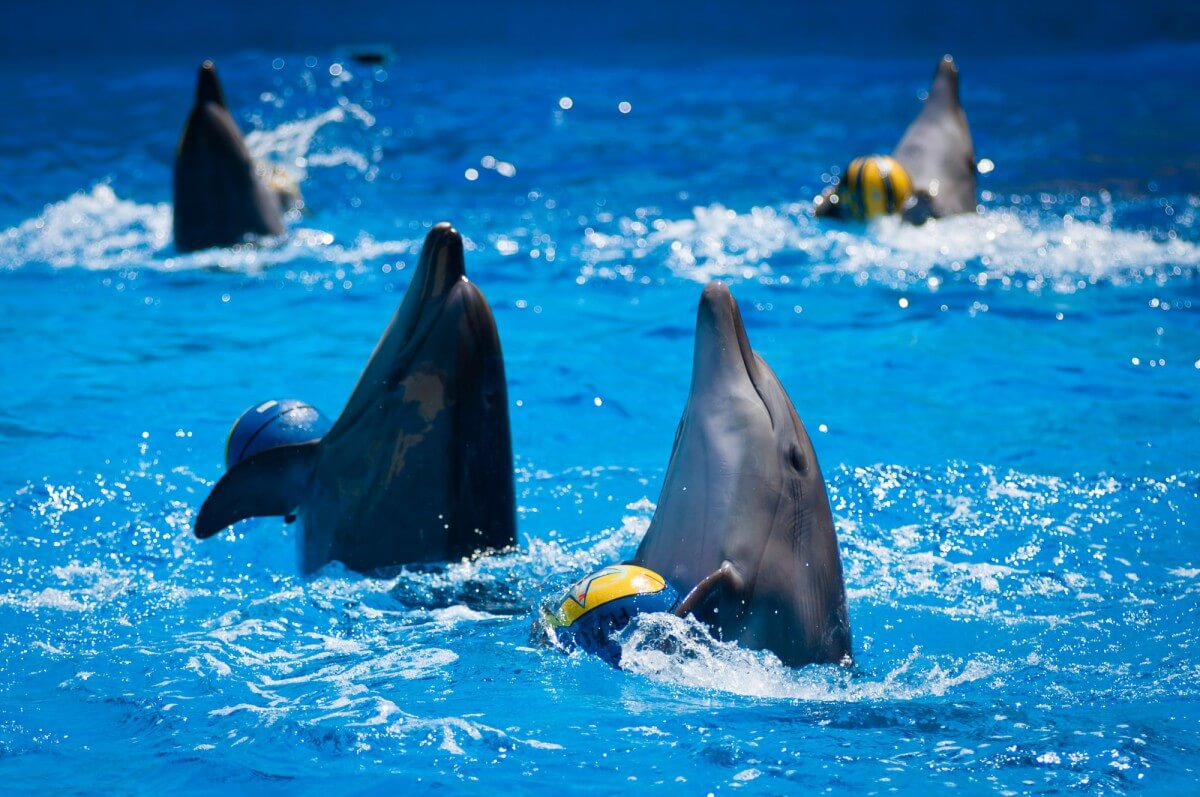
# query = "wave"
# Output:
<box><xmin>578</xmin><ymin>199</ymin><xmax>1200</xmax><ymax>291</ymax></box>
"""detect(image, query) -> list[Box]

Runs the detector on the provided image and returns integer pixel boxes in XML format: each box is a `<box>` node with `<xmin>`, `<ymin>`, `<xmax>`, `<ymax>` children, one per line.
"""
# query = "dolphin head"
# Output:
<box><xmin>893</xmin><ymin>54</ymin><xmax>976</xmax><ymax>222</ymax></box>
<box><xmin>928</xmin><ymin>54</ymin><xmax>960</xmax><ymax>110</ymax></box>
<box><xmin>329</xmin><ymin>223</ymin><xmax>469</xmax><ymax>430</ymax></box>
<box><xmin>639</xmin><ymin>281</ymin><xmax>809</xmax><ymax>588</ymax></box>
<box><xmin>304</xmin><ymin>223</ymin><xmax>515</xmax><ymax>572</ymax></box>
<box><xmin>635</xmin><ymin>281</ymin><xmax>851</xmax><ymax>666</ymax></box>
<box><xmin>194</xmin><ymin>60</ymin><xmax>228</xmax><ymax>110</ymax></box>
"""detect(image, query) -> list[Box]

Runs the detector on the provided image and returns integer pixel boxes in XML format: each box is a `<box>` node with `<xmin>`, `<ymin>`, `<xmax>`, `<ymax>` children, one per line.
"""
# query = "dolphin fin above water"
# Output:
<box><xmin>633</xmin><ymin>282</ymin><xmax>851</xmax><ymax>667</ymax></box>
<box><xmin>194</xmin><ymin>442</ymin><xmax>319</xmax><ymax>540</ymax></box>
<box><xmin>892</xmin><ymin>54</ymin><xmax>978</xmax><ymax>224</ymax></box>
<box><xmin>194</xmin><ymin>223</ymin><xmax>517</xmax><ymax>574</ymax></box>
<box><xmin>173</xmin><ymin>60</ymin><xmax>286</xmax><ymax>253</ymax></box>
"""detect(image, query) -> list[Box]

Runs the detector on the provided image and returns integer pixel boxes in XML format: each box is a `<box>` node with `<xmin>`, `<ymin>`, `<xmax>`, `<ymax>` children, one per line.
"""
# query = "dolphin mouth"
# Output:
<box><xmin>694</xmin><ymin>282</ymin><xmax>756</xmax><ymax>379</ymax></box>
<box><xmin>417</xmin><ymin>223</ymin><xmax>467</xmax><ymax>293</ymax></box>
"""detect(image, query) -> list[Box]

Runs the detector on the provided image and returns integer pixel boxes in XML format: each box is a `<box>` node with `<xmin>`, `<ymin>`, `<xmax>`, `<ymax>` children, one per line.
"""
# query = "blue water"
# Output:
<box><xmin>1</xmin><ymin>45</ymin><xmax>1199</xmax><ymax>794</ymax></box>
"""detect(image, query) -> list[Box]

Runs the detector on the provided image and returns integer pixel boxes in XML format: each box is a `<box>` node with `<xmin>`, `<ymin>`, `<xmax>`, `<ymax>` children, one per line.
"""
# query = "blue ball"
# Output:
<box><xmin>225</xmin><ymin>399</ymin><xmax>331</xmax><ymax>469</ymax></box>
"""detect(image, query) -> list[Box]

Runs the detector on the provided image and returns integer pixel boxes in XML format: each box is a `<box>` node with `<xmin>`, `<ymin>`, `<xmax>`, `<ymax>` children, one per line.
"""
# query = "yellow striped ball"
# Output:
<box><xmin>543</xmin><ymin>564</ymin><xmax>679</xmax><ymax>664</ymax></box>
<box><xmin>838</xmin><ymin>155</ymin><xmax>913</xmax><ymax>220</ymax></box>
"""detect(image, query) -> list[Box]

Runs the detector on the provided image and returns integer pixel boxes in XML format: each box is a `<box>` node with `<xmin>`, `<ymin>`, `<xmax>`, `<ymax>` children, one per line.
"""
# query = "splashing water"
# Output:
<box><xmin>0</xmin><ymin>102</ymin><xmax>379</xmax><ymax>272</ymax></box>
<box><xmin>580</xmin><ymin>200</ymin><xmax>1200</xmax><ymax>291</ymax></box>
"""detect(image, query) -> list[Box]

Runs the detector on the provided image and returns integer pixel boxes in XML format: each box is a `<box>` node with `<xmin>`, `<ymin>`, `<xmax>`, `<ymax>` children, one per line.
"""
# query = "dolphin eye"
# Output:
<box><xmin>788</xmin><ymin>445</ymin><xmax>807</xmax><ymax>474</ymax></box>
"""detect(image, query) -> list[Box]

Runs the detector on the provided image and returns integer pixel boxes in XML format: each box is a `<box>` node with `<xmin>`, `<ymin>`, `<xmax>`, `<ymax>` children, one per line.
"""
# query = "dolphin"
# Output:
<box><xmin>193</xmin><ymin>223</ymin><xmax>517</xmax><ymax>574</ymax></box>
<box><xmin>814</xmin><ymin>54</ymin><xmax>977</xmax><ymax>225</ymax></box>
<box><xmin>892</xmin><ymin>54</ymin><xmax>978</xmax><ymax>224</ymax></box>
<box><xmin>173</xmin><ymin>61</ymin><xmax>286</xmax><ymax>253</ymax></box>
<box><xmin>633</xmin><ymin>281</ymin><xmax>851</xmax><ymax>667</ymax></box>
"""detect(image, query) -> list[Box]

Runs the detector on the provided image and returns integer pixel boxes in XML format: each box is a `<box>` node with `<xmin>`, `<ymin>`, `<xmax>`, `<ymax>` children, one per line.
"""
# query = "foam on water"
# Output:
<box><xmin>0</xmin><ymin>103</ymin><xmax>383</xmax><ymax>273</ymax></box>
<box><xmin>580</xmin><ymin>199</ymin><xmax>1200</xmax><ymax>291</ymax></box>
<box><xmin>619</xmin><ymin>615</ymin><xmax>1001</xmax><ymax>703</ymax></box>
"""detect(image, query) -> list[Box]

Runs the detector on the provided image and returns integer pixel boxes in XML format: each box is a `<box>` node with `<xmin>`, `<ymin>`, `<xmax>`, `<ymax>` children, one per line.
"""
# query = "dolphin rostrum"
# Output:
<box><xmin>173</xmin><ymin>61</ymin><xmax>286</xmax><ymax>253</ymax></box>
<box><xmin>194</xmin><ymin>223</ymin><xmax>517</xmax><ymax>574</ymax></box>
<box><xmin>634</xmin><ymin>281</ymin><xmax>852</xmax><ymax>666</ymax></box>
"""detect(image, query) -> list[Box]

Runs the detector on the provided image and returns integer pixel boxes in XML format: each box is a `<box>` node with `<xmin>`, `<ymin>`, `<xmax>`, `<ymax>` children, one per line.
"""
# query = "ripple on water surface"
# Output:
<box><xmin>1</xmin><ymin>456</ymin><xmax>1196</xmax><ymax>791</ymax></box>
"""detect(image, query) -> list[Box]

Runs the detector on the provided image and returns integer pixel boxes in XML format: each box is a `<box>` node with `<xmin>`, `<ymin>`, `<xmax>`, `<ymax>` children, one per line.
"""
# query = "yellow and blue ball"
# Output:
<box><xmin>837</xmin><ymin>155</ymin><xmax>913</xmax><ymax>220</ymax></box>
<box><xmin>225</xmin><ymin>398</ymin><xmax>331</xmax><ymax>469</ymax></box>
<box><xmin>543</xmin><ymin>564</ymin><xmax>679</xmax><ymax>665</ymax></box>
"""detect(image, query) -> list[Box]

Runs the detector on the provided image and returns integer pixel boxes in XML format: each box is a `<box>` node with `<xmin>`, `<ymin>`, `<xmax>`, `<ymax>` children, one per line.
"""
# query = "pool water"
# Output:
<box><xmin>0</xmin><ymin>45</ymin><xmax>1198</xmax><ymax>794</ymax></box>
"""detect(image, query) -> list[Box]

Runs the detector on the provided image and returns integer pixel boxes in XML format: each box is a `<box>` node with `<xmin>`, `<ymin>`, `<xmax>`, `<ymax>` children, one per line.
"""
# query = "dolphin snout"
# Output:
<box><xmin>420</xmin><ymin>222</ymin><xmax>467</xmax><ymax>286</ymax></box>
<box><xmin>930</xmin><ymin>55</ymin><xmax>960</xmax><ymax>106</ymax></box>
<box><xmin>699</xmin><ymin>280</ymin><xmax>735</xmax><ymax>318</ymax></box>
<box><xmin>426</xmin><ymin>222</ymin><xmax>461</xmax><ymax>250</ymax></box>
<box><xmin>692</xmin><ymin>281</ymin><xmax>758</xmax><ymax>389</ymax></box>
<box><xmin>194</xmin><ymin>60</ymin><xmax>227</xmax><ymax>108</ymax></box>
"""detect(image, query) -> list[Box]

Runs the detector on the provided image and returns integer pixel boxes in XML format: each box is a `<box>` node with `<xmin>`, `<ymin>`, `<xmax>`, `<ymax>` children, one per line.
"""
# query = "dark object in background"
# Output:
<box><xmin>172</xmin><ymin>61</ymin><xmax>286</xmax><ymax>253</ymax></box>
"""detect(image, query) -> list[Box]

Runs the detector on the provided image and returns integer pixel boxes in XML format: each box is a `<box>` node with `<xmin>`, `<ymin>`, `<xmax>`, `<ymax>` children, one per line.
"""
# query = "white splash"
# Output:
<box><xmin>245</xmin><ymin>101</ymin><xmax>376</xmax><ymax>181</ymax></box>
<box><xmin>582</xmin><ymin>201</ymin><xmax>1200</xmax><ymax>291</ymax></box>
<box><xmin>0</xmin><ymin>103</ymin><xmax>386</xmax><ymax>273</ymax></box>
<box><xmin>0</xmin><ymin>184</ymin><xmax>171</xmax><ymax>270</ymax></box>
<box><xmin>618</xmin><ymin>614</ymin><xmax>1000</xmax><ymax>701</ymax></box>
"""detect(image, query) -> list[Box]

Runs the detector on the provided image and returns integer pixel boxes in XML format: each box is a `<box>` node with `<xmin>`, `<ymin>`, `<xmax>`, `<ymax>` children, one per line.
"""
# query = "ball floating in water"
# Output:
<box><xmin>543</xmin><ymin>564</ymin><xmax>679</xmax><ymax>665</ymax></box>
<box><xmin>225</xmin><ymin>399</ymin><xmax>331</xmax><ymax>469</ymax></box>
<box><xmin>838</xmin><ymin>154</ymin><xmax>913</xmax><ymax>220</ymax></box>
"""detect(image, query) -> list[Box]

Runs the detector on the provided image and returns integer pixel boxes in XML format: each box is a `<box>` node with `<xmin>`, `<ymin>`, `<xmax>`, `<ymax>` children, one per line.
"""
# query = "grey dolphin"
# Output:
<box><xmin>893</xmin><ymin>54</ymin><xmax>978</xmax><ymax>224</ymax></box>
<box><xmin>173</xmin><ymin>61</ymin><xmax>286</xmax><ymax>253</ymax></box>
<box><xmin>193</xmin><ymin>223</ymin><xmax>517</xmax><ymax>574</ymax></box>
<box><xmin>633</xmin><ymin>281</ymin><xmax>851</xmax><ymax>667</ymax></box>
<box><xmin>814</xmin><ymin>55</ymin><xmax>977</xmax><ymax>225</ymax></box>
